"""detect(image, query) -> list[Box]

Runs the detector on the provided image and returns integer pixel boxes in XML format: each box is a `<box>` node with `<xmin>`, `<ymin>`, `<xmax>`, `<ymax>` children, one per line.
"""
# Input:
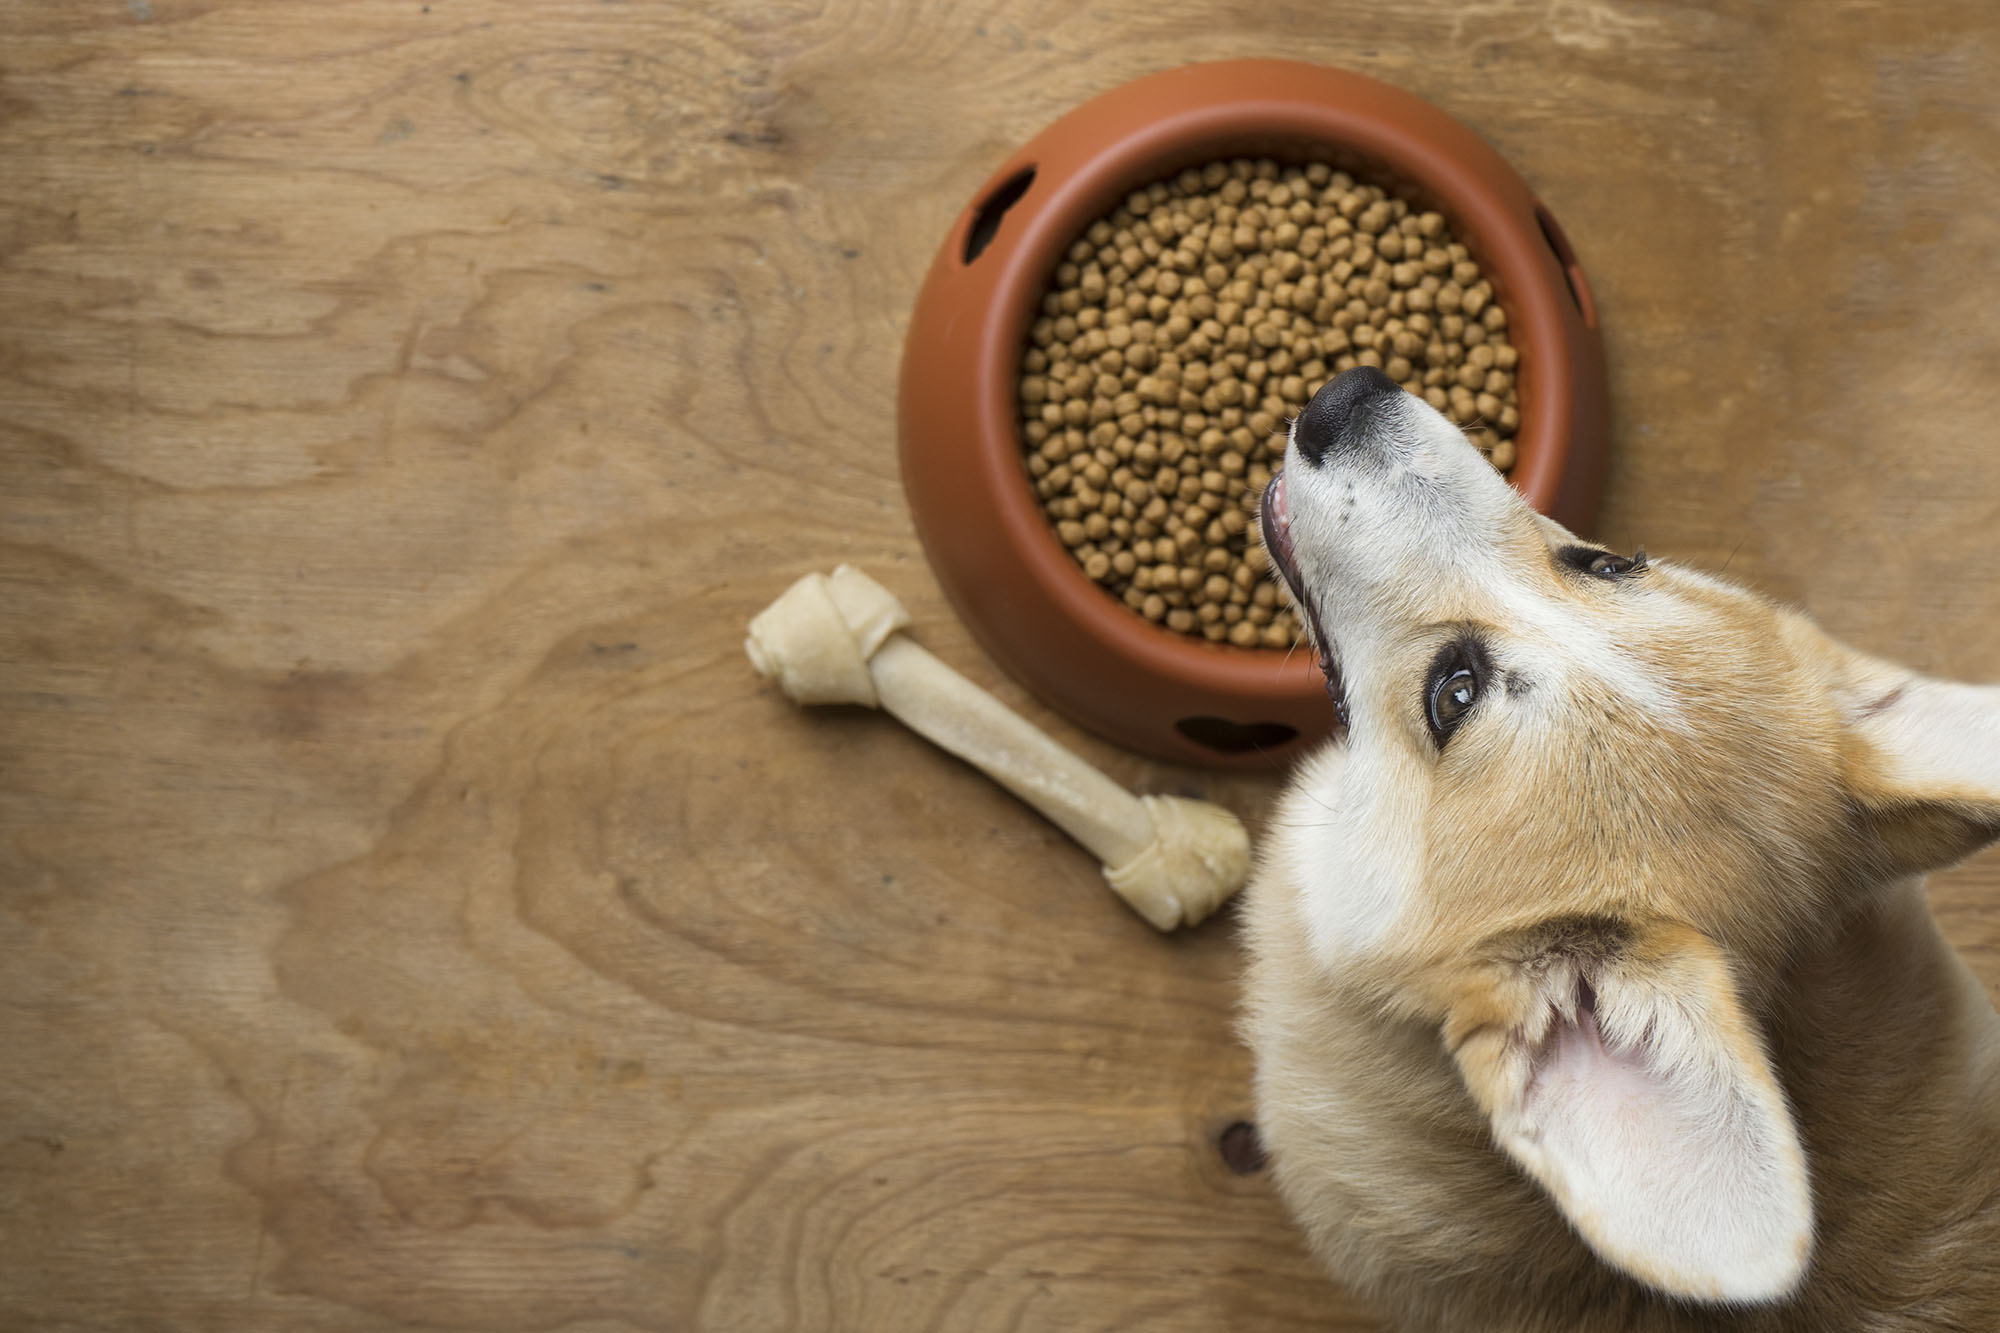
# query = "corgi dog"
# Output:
<box><xmin>1242</xmin><ymin>366</ymin><xmax>2000</xmax><ymax>1331</ymax></box>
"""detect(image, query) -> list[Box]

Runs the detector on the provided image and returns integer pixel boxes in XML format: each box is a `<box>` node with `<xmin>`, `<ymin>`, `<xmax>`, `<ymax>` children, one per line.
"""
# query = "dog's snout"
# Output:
<box><xmin>1293</xmin><ymin>366</ymin><xmax>1402</xmax><ymax>468</ymax></box>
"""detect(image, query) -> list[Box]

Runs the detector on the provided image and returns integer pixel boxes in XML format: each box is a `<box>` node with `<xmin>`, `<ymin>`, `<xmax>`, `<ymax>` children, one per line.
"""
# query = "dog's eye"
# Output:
<box><xmin>1587</xmin><ymin>551</ymin><xmax>1646</xmax><ymax>579</ymax></box>
<box><xmin>1561</xmin><ymin>546</ymin><xmax>1649</xmax><ymax>581</ymax></box>
<box><xmin>1425</xmin><ymin>644</ymin><xmax>1483</xmax><ymax>747</ymax></box>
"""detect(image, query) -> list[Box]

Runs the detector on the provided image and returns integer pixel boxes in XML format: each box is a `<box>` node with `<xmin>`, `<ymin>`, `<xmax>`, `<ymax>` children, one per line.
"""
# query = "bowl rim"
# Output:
<box><xmin>961</xmin><ymin>60</ymin><xmax>1590</xmax><ymax>700</ymax></box>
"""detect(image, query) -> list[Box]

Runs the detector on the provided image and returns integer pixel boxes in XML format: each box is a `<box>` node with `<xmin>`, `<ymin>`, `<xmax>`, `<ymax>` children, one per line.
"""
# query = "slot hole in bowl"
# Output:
<box><xmin>963</xmin><ymin>166</ymin><xmax>1037</xmax><ymax>265</ymax></box>
<box><xmin>1533</xmin><ymin>203</ymin><xmax>1597</xmax><ymax>330</ymax></box>
<box><xmin>1175</xmin><ymin>716</ymin><xmax>1299</xmax><ymax>755</ymax></box>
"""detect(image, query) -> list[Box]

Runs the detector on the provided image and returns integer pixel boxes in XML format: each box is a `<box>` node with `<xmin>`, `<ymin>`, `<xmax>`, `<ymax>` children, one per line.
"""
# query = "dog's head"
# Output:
<box><xmin>1258</xmin><ymin>367</ymin><xmax>2000</xmax><ymax>1304</ymax></box>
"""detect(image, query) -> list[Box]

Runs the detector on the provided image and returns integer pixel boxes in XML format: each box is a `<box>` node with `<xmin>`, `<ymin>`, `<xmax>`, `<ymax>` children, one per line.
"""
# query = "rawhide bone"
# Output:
<box><xmin>745</xmin><ymin>565</ymin><xmax>1250</xmax><ymax>930</ymax></box>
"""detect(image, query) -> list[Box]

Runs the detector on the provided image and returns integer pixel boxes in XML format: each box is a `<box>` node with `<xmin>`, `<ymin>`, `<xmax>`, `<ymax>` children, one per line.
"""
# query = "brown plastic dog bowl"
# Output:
<box><xmin>898</xmin><ymin>59</ymin><xmax>1608</xmax><ymax>769</ymax></box>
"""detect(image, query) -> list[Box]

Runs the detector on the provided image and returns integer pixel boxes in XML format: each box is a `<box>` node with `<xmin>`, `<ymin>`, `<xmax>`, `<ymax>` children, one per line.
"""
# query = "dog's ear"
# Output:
<box><xmin>1445</xmin><ymin>921</ymin><xmax>1812</xmax><ymax>1303</ymax></box>
<box><xmin>1825</xmin><ymin>645</ymin><xmax>2000</xmax><ymax>876</ymax></box>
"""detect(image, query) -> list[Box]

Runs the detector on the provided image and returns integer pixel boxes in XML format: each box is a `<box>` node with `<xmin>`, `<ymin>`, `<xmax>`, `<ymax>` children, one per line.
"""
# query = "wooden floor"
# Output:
<box><xmin>4</xmin><ymin>2</ymin><xmax>1999</xmax><ymax>1328</ymax></box>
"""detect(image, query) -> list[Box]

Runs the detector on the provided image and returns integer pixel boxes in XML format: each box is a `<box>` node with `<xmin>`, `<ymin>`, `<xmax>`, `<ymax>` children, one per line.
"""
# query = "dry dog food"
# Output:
<box><xmin>1016</xmin><ymin>157</ymin><xmax>1520</xmax><ymax>646</ymax></box>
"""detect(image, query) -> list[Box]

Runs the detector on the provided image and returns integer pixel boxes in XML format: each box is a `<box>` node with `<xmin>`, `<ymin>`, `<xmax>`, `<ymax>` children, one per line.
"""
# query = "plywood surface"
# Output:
<box><xmin>3</xmin><ymin>1</ymin><xmax>1998</xmax><ymax>1328</ymax></box>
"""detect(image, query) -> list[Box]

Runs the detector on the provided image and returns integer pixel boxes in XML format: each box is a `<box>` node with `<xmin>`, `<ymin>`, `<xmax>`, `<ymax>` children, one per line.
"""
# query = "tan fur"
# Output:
<box><xmin>1243</xmin><ymin>411</ymin><xmax>2000</xmax><ymax>1329</ymax></box>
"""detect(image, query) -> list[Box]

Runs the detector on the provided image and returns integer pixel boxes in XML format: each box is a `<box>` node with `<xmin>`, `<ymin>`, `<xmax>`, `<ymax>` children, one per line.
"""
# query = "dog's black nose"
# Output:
<box><xmin>1293</xmin><ymin>366</ymin><xmax>1402</xmax><ymax>467</ymax></box>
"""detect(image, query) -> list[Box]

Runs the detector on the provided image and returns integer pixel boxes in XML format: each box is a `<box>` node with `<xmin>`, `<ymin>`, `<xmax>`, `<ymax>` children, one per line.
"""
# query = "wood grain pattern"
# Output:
<box><xmin>2</xmin><ymin>1</ymin><xmax>1997</xmax><ymax>1328</ymax></box>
